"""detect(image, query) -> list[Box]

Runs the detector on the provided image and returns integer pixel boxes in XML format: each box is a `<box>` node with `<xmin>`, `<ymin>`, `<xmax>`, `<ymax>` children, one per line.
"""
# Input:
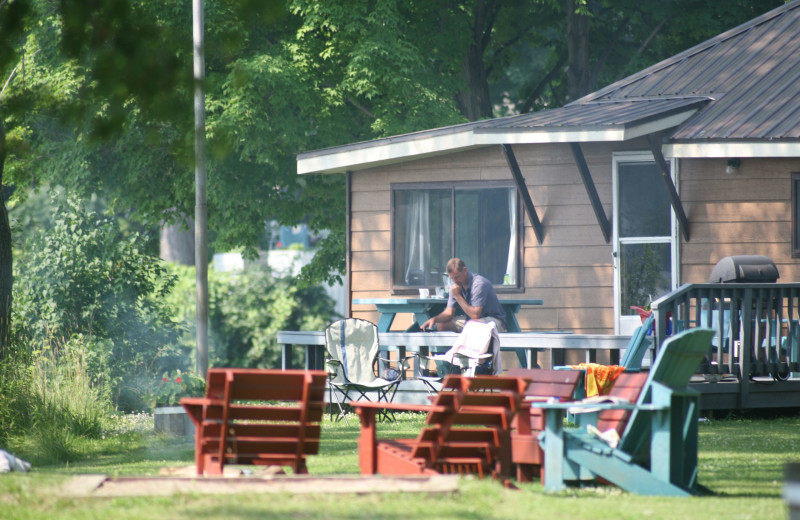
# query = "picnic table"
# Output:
<box><xmin>352</xmin><ymin>297</ymin><xmax>544</xmax><ymax>333</ymax></box>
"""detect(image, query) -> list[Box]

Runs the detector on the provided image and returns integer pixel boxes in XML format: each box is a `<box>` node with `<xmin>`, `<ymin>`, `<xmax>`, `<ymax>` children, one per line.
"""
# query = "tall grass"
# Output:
<box><xmin>2</xmin><ymin>344</ymin><xmax>110</xmax><ymax>464</ymax></box>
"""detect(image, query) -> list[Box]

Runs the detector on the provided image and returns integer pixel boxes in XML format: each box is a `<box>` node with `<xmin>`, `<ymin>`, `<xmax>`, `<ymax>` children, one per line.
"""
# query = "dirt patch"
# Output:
<box><xmin>59</xmin><ymin>470</ymin><xmax>460</xmax><ymax>497</ymax></box>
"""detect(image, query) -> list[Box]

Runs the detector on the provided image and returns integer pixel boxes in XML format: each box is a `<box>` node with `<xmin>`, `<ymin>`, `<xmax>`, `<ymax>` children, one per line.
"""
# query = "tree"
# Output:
<box><xmin>0</xmin><ymin>0</ymin><xmax>33</xmax><ymax>357</ymax></box>
<box><xmin>0</xmin><ymin>0</ymin><xmax>786</xmax><ymax>359</ymax></box>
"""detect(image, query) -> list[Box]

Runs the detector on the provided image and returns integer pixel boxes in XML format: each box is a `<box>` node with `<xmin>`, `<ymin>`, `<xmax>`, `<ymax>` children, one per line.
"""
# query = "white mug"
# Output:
<box><xmin>418</xmin><ymin>288</ymin><xmax>430</xmax><ymax>298</ymax></box>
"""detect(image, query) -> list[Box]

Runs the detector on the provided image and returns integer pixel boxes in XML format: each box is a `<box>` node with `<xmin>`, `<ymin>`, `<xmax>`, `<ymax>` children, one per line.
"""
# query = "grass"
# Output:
<box><xmin>0</xmin><ymin>411</ymin><xmax>798</xmax><ymax>519</ymax></box>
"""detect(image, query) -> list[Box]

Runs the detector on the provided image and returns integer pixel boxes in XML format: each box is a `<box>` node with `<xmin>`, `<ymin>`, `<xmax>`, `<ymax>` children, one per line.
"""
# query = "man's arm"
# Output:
<box><xmin>421</xmin><ymin>306</ymin><xmax>456</xmax><ymax>330</ymax></box>
<box><xmin>449</xmin><ymin>283</ymin><xmax>483</xmax><ymax>320</ymax></box>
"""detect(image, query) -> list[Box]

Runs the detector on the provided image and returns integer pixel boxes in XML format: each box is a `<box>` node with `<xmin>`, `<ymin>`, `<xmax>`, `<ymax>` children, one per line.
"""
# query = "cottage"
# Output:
<box><xmin>297</xmin><ymin>1</ymin><xmax>800</xmax><ymax>340</ymax></box>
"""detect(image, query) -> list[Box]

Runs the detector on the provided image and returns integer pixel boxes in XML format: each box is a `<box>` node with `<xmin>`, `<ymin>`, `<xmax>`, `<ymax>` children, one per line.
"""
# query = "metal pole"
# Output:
<box><xmin>193</xmin><ymin>0</ymin><xmax>209</xmax><ymax>376</ymax></box>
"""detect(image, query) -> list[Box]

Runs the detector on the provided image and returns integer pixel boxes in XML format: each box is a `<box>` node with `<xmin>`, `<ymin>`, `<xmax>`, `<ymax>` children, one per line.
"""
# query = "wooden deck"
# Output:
<box><xmin>691</xmin><ymin>377</ymin><xmax>800</xmax><ymax>411</ymax></box>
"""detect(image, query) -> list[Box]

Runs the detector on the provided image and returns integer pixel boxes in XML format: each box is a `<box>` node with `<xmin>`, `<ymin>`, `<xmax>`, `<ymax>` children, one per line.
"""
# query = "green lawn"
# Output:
<box><xmin>1</xmin><ymin>412</ymin><xmax>798</xmax><ymax>520</ymax></box>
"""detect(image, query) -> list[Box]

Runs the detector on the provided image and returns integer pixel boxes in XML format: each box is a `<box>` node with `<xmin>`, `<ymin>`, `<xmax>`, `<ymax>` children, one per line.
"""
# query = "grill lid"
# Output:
<box><xmin>708</xmin><ymin>255</ymin><xmax>779</xmax><ymax>283</ymax></box>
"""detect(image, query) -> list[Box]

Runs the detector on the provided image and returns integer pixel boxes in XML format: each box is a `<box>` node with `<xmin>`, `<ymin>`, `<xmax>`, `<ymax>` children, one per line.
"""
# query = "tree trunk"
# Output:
<box><xmin>455</xmin><ymin>0</ymin><xmax>495</xmax><ymax>121</ymax></box>
<box><xmin>566</xmin><ymin>0</ymin><xmax>591</xmax><ymax>102</ymax></box>
<box><xmin>456</xmin><ymin>42</ymin><xmax>493</xmax><ymax>121</ymax></box>
<box><xmin>0</xmin><ymin>119</ymin><xmax>12</xmax><ymax>359</ymax></box>
<box><xmin>160</xmin><ymin>217</ymin><xmax>195</xmax><ymax>266</ymax></box>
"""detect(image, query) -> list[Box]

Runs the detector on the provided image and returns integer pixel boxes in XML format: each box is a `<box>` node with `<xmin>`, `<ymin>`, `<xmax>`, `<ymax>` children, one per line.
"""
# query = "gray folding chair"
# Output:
<box><xmin>324</xmin><ymin>318</ymin><xmax>402</xmax><ymax>423</ymax></box>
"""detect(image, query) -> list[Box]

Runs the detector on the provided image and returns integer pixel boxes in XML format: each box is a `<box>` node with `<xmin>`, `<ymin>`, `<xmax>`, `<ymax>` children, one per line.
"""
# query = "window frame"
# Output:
<box><xmin>792</xmin><ymin>173</ymin><xmax>800</xmax><ymax>258</ymax></box>
<box><xmin>389</xmin><ymin>180</ymin><xmax>524</xmax><ymax>294</ymax></box>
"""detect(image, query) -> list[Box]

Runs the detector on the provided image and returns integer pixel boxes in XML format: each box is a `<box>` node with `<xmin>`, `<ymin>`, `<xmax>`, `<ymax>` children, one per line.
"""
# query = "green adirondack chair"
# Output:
<box><xmin>619</xmin><ymin>313</ymin><xmax>655</xmax><ymax>371</ymax></box>
<box><xmin>534</xmin><ymin>327</ymin><xmax>715</xmax><ymax>496</ymax></box>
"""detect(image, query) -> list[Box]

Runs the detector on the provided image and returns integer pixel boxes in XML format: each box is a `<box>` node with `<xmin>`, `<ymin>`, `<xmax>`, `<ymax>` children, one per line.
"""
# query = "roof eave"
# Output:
<box><xmin>296</xmin><ymin>108</ymin><xmax>699</xmax><ymax>175</ymax></box>
<box><xmin>664</xmin><ymin>140</ymin><xmax>800</xmax><ymax>158</ymax></box>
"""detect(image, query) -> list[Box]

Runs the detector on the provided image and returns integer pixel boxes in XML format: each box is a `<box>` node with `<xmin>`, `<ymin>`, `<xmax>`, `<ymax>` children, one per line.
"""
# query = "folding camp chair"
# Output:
<box><xmin>410</xmin><ymin>320</ymin><xmax>502</xmax><ymax>394</ymax></box>
<box><xmin>324</xmin><ymin>318</ymin><xmax>403</xmax><ymax>423</ymax></box>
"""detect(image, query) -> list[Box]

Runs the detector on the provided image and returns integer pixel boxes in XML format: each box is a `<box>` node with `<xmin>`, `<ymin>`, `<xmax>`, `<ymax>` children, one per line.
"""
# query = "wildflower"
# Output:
<box><xmin>175</xmin><ymin>376</ymin><xmax>182</xmax><ymax>383</ymax></box>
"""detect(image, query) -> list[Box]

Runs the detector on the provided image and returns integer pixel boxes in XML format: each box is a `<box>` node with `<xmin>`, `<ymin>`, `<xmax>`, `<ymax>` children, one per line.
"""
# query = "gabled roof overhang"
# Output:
<box><xmin>297</xmin><ymin>99</ymin><xmax>706</xmax><ymax>175</ymax></box>
<box><xmin>298</xmin><ymin>97</ymin><xmax>710</xmax><ymax>245</ymax></box>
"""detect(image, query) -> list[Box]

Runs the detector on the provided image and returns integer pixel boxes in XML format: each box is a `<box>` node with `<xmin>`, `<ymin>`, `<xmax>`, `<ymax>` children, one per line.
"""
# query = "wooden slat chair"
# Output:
<box><xmin>535</xmin><ymin>328</ymin><xmax>715</xmax><ymax>496</ymax></box>
<box><xmin>551</xmin><ymin>313</ymin><xmax>653</xmax><ymax>403</ymax></box>
<box><xmin>181</xmin><ymin>368</ymin><xmax>327</xmax><ymax>476</ymax></box>
<box><xmin>351</xmin><ymin>375</ymin><xmax>528</xmax><ymax>487</ymax></box>
<box><xmin>579</xmin><ymin>370</ymin><xmax>649</xmax><ymax>435</ymax></box>
<box><xmin>504</xmin><ymin>368</ymin><xmax>583</xmax><ymax>483</ymax></box>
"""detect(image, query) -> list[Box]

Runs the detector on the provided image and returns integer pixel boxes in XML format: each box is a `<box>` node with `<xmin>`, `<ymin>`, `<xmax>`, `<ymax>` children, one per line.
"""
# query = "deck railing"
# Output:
<box><xmin>651</xmin><ymin>283</ymin><xmax>800</xmax><ymax>379</ymax></box>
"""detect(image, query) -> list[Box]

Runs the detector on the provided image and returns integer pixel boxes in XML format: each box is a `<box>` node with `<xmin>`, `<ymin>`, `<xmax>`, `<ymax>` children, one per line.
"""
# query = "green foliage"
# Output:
<box><xmin>217</xmin><ymin>265</ymin><xmax>337</xmax><ymax>367</ymax></box>
<box><xmin>1</xmin><ymin>0</ymin><xmax>786</xmax><ymax>301</ymax></box>
<box><xmin>148</xmin><ymin>369</ymin><xmax>205</xmax><ymax>407</ymax></box>
<box><xmin>164</xmin><ymin>262</ymin><xmax>338</xmax><ymax>370</ymax></box>
<box><xmin>12</xmin><ymin>195</ymin><xmax>185</xmax><ymax>408</ymax></box>
<box><xmin>0</xmin><ymin>344</ymin><xmax>109</xmax><ymax>464</ymax></box>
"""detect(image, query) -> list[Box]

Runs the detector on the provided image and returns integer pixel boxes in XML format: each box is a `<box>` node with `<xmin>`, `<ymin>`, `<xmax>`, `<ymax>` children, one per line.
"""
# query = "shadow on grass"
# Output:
<box><xmin>41</xmin><ymin>432</ymin><xmax>195</xmax><ymax>475</ymax></box>
<box><xmin>698</xmin><ymin>415</ymin><xmax>800</xmax><ymax>498</ymax></box>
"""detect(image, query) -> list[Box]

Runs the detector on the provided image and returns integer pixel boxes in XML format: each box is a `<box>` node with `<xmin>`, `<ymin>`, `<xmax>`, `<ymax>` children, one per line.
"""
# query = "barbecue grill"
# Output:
<box><xmin>708</xmin><ymin>255</ymin><xmax>779</xmax><ymax>283</ymax></box>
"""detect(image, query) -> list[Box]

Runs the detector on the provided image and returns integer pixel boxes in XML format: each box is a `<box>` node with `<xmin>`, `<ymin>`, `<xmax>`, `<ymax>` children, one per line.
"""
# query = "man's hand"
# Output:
<box><xmin>421</xmin><ymin>317</ymin><xmax>435</xmax><ymax>331</ymax></box>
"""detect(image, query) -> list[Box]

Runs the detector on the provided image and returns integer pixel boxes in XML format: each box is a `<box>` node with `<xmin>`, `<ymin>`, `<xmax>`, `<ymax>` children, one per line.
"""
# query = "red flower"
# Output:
<box><xmin>175</xmin><ymin>377</ymin><xmax>182</xmax><ymax>383</ymax></box>
<box><xmin>162</xmin><ymin>377</ymin><xmax>168</xmax><ymax>382</ymax></box>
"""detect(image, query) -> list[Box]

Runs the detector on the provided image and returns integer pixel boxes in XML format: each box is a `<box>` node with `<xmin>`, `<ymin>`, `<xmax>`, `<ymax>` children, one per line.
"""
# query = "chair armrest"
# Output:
<box><xmin>180</xmin><ymin>397</ymin><xmax>222</xmax><ymax>407</ymax></box>
<box><xmin>348</xmin><ymin>401</ymin><xmax>444</xmax><ymax>413</ymax></box>
<box><xmin>180</xmin><ymin>397</ymin><xmax>222</xmax><ymax>426</ymax></box>
<box><xmin>530</xmin><ymin>401</ymin><xmax>668</xmax><ymax>413</ymax></box>
<box><xmin>325</xmin><ymin>358</ymin><xmax>344</xmax><ymax>378</ymax></box>
<box><xmin>376</xmin><ymin>355</ymin><xmax>404</xmax><ymax>369</ymax></box>
<box><xmin>453</xmin><ymin>352</ymin><xmax>492</xmax><ymax>360</ymax></box>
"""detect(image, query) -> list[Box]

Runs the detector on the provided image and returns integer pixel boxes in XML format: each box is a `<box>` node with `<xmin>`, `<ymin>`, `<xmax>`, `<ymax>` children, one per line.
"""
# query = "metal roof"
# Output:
<box><xmin>477</xmin><ymin>97</ymin><xmax>710</xmax><ymax>131</ymax></box>
<box><xmin>577</xmin><ymin>0</ymin><xmax>800</xmax><ymax>141</ymax></box>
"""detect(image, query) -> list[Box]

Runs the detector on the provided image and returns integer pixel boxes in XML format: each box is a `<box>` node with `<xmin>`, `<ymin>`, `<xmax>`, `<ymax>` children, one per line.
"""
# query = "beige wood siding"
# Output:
<box><xmin>349</xmin><ymin>142</ymin><xmax>800</xmax><ymax>334</ymax></box>
<box><xmin>349</xmin><ymin>141</ymin><xmax>643</xmax><ymax>334</ymax></box>
<box><xmin>679</xmin><ymin>158</ymin><xmax>800</xmax><ymax>283</ymax></box>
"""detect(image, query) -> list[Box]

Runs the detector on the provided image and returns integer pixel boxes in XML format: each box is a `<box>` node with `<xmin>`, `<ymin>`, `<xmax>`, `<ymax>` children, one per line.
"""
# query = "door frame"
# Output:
<box><xmin>612</xmin><ymin>151</ymin><xmax>681</xmax><ymax>334</ymax></box>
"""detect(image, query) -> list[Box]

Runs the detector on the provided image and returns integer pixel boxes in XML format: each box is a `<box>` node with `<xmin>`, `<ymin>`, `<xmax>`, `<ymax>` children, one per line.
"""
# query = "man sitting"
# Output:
<box><xmin>422</xmin><ymin>257</ymin><xmax>507</xmax><ymax>333</ymax></box>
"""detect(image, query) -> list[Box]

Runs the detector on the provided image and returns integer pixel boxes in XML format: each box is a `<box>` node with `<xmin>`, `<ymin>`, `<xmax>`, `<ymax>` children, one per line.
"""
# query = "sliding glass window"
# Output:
<box><xmin>391</xmin><ymin>182</ymin><xmax>520</xmax><ymax>290</ymax></box>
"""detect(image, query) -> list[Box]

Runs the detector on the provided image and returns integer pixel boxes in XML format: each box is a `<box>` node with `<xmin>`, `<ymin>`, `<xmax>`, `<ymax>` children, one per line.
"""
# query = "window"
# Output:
<box><xmin>792</xmin><ymin>173</ymin><xmax>800</xmax><ymax>258</ymax></box>
<box><xmin>391</xmin><ymin>182</ymin><xmax>520</xmax><ymax>291</ymax></box>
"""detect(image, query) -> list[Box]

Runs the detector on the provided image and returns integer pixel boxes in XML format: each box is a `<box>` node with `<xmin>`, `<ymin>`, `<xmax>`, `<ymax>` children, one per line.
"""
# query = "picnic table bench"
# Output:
<box><xmin>181</xmin><ymin>368</ymin><xmax>327</xmax><ymax>476</ymax></box>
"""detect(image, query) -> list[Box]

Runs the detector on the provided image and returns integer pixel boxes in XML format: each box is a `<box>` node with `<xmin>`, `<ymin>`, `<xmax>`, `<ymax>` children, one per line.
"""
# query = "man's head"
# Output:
<box><xmin>446</xmin><ymin>257</ymin><xmax>468</xmax><ymax>286</ymax></box>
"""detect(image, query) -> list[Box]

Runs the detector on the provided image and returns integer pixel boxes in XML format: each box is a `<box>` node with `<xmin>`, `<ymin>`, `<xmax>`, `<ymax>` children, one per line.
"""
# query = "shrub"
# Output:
<box><xmin>12</xmin><ymin>196</ymin><xmax>186</xmax><ymax>409</ymax></box>
<box><xmin>164</xmin><ymin>262</ymin><xmax>338</xmax><ymax>369</ymax></box>
<box><xmin>149</xmin><ymin>369</ymin><xmax>206</xmax><ymax>407</ymax></box>
<box><xmin>0</xmin><ymin>341</ymin><xmax>109</xmax><ymax>464</ymax></box>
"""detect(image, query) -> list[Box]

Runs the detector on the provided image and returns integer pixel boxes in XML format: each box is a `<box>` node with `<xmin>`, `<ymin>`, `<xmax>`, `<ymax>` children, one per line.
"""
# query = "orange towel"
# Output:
<box><xmin>569</xmin><ymin>363</ymin><xmax>625</xmax><ymax>398</ymax></box>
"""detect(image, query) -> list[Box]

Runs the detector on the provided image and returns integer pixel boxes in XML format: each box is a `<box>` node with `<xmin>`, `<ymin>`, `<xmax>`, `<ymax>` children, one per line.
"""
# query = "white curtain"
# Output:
<box><xmin>404</xmin><ymin>192</ymin><xmax>430</xmax><ymax>284</ymax></box>
<box><xmin>505</xmin><ymin>189</ymin><xmax>517</xmax><ymax>285</ymax></box>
